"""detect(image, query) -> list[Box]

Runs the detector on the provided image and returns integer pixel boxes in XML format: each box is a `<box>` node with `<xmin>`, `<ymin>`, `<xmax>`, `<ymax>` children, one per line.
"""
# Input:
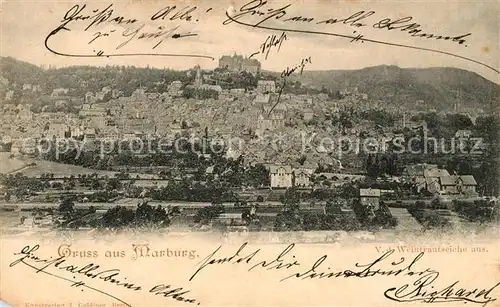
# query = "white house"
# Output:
<box><xmin>269</xmin><ymin>165</ymin><xmax>293</xmax><ymax>188</ymax></box>
<box><xmin>293</xmin><ymin>168</ymin><xmax>314</xmax><ymax>187</ymax></box>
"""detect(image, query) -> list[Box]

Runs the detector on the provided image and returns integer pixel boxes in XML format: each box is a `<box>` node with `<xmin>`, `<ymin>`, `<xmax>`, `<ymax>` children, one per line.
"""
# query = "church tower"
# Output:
<box><xmin>194</xmin><ymin>64</ymin><xmax>202</xmax><ymax>87</ymax></box>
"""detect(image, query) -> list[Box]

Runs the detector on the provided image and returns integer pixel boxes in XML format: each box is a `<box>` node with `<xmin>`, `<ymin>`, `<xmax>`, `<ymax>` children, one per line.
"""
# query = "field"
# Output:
<box><xmin>0</xmin><ymin>153</ymin><xmax>27</xmax><ymax>174</ymax></box>
<box><xmin>0</xmin><ymin>211</ymin><xmax>22</xmax><ymax>229</ymax></box>
<box><xmin>16</xmin><ymin>159</ymin><xmax>118</xmax><ymax>177</ymax></box>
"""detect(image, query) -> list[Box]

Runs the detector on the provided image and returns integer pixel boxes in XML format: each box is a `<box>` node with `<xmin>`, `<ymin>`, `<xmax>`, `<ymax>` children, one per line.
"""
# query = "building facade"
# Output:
<box><xmin>269</xmin><ymin>165</ymin><xmax>293</xmax><ymax>188</ymax></box>
<box><xmin>219</xmin><ymin>54</ymin><xmax>261</xmax><ymax>75</ymax></box>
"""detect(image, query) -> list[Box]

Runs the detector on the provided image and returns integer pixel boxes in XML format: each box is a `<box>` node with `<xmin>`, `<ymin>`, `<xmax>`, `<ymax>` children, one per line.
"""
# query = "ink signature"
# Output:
<box><xmin>223</xmin><ymin>0</ymin><xmax>499</xmax><ymax>74</ymax></box>
<box><xmin>385</xmin><ymin>279</ymin><xmax>500</xmax><ymax>305</ymax></box>
<box><xmin>250</xmin><ymin>32</ymin><xmax>288</xmax><ymax>60</ymax></box>
<box><xmin>114</xmin><ymin>24</ymin><xmax>198</xmax><ymax>50</ymax></box>
<box><xmin>44</xmin><ymin>3</ymin><xmax>214</xmax><ymax>60</ymax></box>
<box><xmin>10</xmin><ymin>245</ymin><xmax>200</xmax><ymax>306</ymax></box>
<box><xmin>267</xmin><ymin>56</ymin><xmax>312</xmax><ymax>115</ymax></box>
<box><xmin>191</xmin><ymin>243</ymin><xmax>500</xmax><ymax>306</ymax></box>
<box><xmin>281</xmin><ymin>56</ymin><xmax>311</xmax><ymax>78</ymax></box>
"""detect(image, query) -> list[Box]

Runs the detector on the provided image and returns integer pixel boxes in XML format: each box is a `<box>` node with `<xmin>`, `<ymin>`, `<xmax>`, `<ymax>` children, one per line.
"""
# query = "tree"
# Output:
<box><xmin>297</xmin><ymin>156</ymin><xmax>307</xmax><ymax>166</ymax></box>
<box><xmin>430</xmin><ymin>197</ymin><xmax>443</xmax><ymax>209</ymax></box>
<box><xmin>281</xmin><ymin>187</ymin><xmax>300</xmax><ymax>206</ymax></box>
<box><xmin>274</xmin><ymin>205</ymin><xmax>302</xmax><ymax>231</ymax></box>
<box><xmin>115</xmin><ymin>172</ymin><xmax>130</xmax><ymax>180</ymax></box>
<box><xmin>301</xmin><ymin>213</ymin><xmax>321</xmax><ymax>231</ymax></box>
<box><xmin>372</xmin><ymin>202</ymin><xmax>398</xmax><ymax>228</ymax></box>
<box><xmin>420</xmin><ymin>211</ymin><xmax>450</xmax><ymax>229</ymax></box>
<box><xmin>59</xmin><ymin>198</ymin><xmax>75</xmax><ymax>214</ymax></box>
<box><xmin>242</xmin><ymin>207</ymin><xmax>256</xmax><ymax>225</ymax></box>
<box><xmin>193</xmin><ymin>205</ymin><xmax>224</xmax><ymax>225</ymax></box>
<box><xmin>102</xmin><ymin>206</ymin><xmax>135</xmax><ymax>228</ymax></box>
<box><xmin>244</xmin><ymin>164</ymin><xmax>270</xmax><ymax>187</ymax></box>
<box><xmin>446</xmin><ymin>114</ymin><xmax>473</xmax><ymax>130</ymax></box>
<box><xmin>415</xmin><ymin>201</ymin><xmax>426</xmax><ymax>210</ymax></box>
<box><xmin>339</xmin><ymin>183</ymin><xmax>358</xmax><ymax>198</ymax></box>
<box><xmin>475</xmin><ymin>115</ymin><xmax>499</xmax><ymax>143</ymax></box>
<box><xmin>106</xmin><ymin>178</ymin><xmax>122</xmax><ymax>191</ymax></box>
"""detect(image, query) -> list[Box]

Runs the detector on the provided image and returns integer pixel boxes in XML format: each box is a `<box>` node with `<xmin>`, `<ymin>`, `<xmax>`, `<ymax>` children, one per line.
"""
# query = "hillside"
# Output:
<box><xmin>0</xmin><ymin>57</ymin><xmax>190</xmax><ymax>97</ymax></box>
<box><xmin>1</xmin><ymin>56</ymin><xmax>498</xmax><ymax>111</ymax></box>
<box><xmin>281</xmin><ymin>65</ymin><xmax>499</xmax><ymax>111</ymax></box>
<box><xmin>0</xmin><ymin>57</ymin><xmax>45</xmax><ymax>87</ymax></box>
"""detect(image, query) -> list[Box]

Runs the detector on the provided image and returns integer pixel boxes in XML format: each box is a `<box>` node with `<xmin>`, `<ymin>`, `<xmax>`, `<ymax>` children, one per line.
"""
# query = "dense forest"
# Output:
<box><xmin>0</xmin><ymin>57</ymin><xmax>191</xmax><ymax>97</ymax></box>
<box><xmin>268</xmin><ymin>65</ymin><xmax>500</xmax><ymax>111</ymax></box>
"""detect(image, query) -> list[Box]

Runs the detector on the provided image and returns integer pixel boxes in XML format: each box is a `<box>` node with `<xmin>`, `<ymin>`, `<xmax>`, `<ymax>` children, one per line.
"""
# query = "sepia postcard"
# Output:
<box><xmin>0</xmin><ymin>0</ymin><xmax>499</xmax><ymax>306</ymax></box>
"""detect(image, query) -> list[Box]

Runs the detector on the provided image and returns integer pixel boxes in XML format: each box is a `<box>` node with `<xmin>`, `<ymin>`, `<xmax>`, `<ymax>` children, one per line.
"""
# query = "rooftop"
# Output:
<box><xmin>360</xmin><ymin>188</ymin><xmax>381</xmax><ymax>197</ymax></box>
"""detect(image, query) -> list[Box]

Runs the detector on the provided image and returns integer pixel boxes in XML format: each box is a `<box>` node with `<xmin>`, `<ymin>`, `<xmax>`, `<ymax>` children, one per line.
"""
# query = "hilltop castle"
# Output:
<box><xmin>218</xmin><ymin>54</ymin><xmax>261</xmax><ymax>75</ymax></box>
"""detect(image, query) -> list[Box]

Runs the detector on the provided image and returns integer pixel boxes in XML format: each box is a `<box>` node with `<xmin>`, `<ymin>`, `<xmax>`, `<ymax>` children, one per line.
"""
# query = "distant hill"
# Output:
<box><xmin>0</xmin><ymin>57</ymin><xmax>45</xmax><ymax>86</ymax></box>
<box><xmin>1</xmin><ymin>56</ymin><xmax>498</xmax><ymax>111</ymax></box>
<box><xmin>278</xmin><ymin>65</ymin><xmax>499</xmax><ymax>111</ymax></box>
<box><xmin>0</xmin><ymin>56</ymin><xmax>190</xmax><ymax>97</ymax></box>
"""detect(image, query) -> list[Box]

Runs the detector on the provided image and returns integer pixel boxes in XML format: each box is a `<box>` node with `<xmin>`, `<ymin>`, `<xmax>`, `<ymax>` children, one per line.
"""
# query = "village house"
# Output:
<box><xmin>257</xmin><ymin>101</ymin><xmax>286</xmax><ymax>133</ymax></box>
<box><xmin>131</xmin><ymin>87</ymin><xmax>147</xmax><ymax>100</ymax></box>
<box><xmin>440</xmin><ymin>175</ymin><xmax>459</xmax><ymax>194</ymax></box>
<box><xmin>89</xmin><ymin>116</ymin><xmax>107</xmax><ymax>130</ymax></box>
<box><xmin>111</xmin><ymin>89</ymin><xmax>123</xmax><ymax>99</ymax></box>
<box><xmin>269</xmin><ymin>165</ymin><xmax>293</xmax><ymax>188</ymax></box>
<box><xmin>257</xmin><ymin>111</ymin><xmax>285</xmax><ymax>132</ymax></box>
<box><xmin>303</xmin><ymin>109</ymin><xmax>314</xmax><ymax>121</ymax></box>
<box><xmin>230</xmin><ymin>88</ymin><xmax>246</xmax><ymax>95</ymax></box>
<box><xmin>168</xmin><ymin>80</ymin><xmax>183</xmax><ymax>96</ymax></box>
<box><xmin>256</xmin><ymin>80</ymin><xmax>276</xmax><ymax>94</ymax></box>
<box><xmin>199</xmin><ymin>84</ymin><xmax>223</xmax><ymax>94</ymax></box>
<box><xmin>439</xmin><ymin>175</ymin><xmax>477</xmax><ymax>195</ymax></box>
<box><xmin>243</xmin><ymin>151</ymin><xmax>263</xmax><ymax>166</ymax></box>
<box><xmin>254</xmin><ymin>94</ymin><xmax>271</xmax><ymax>104</ymax></box>
<box><xmin>147</xmin><ymin>93</ymin><xmax>160</xmax><ymax>99</ymax></box>
<box><xmin>21</xmin><ymin>137</ymin><xmax>38</xmax><ymax>154</ymax></box>
<box><xmin>100</xmin><ymin>127</ymin><xmax>121</xmax><ymax>140</ymax></box>
<box><xmin>84</xmin><ymin>128</ymin><xmax>97</xmax><ymax>140</ymax></box>
<box><xmin>216</xmin><ymin>213</ymin><xmax>246</xmax><ymax>227</ymax></box>
<box><xmin>51</xmin><ymin>88</ymin><xmax>70</xmax><ymax>97</ymax></box>
<box><xmin>359</xmin><ymin>188</ymin><xmax>381</xmax><ymax>210</ymax></box>
<box><xmin>101</xmin><ymin>86</ymin><xmax>112</xmax><ymax>95</ymax></box>
<box><xmin>403</xmin><ymin>163</ymin><xmax>437</xmax><ymax>192</ymax></box>
<box><xmin>404</xmin><ymin>163</ymin><xmax>438</xmax><ymax>178</ymax></box>
<box><xmin>326</xmin><ymin>200</ymin><xmax>356</xmax><ymax>218</ymax></box>
<box><xmin>424</xmin><ymin>168</ymin><xmax>450</xmax><ymax>193</ymax></box>
<box><xmin>313</xmin><ymin>172</ymin><xmax>364</xmax><ymax>186</ymax></box>
<box><xmin>17</xmin><ymin>106</ymin><xmax>33</xmax><ymax>121</ymax></box>
<box><xmin>5</xmin><ymin>90</ymin><xmax>14</xmax><ymax>100</ymax></box>
<box><xmin>10</xmin><ymin>140</ymin><xmax>22</xmax><ymax>154</ymax></box>
<box><xmin>79</xmin><ymin>104</ymin><xmax>107</xmax><ymax>117</ymax></box>
<box><xmin>167</xmin><ymin>123</ymin><xmax>183</xmax><ymax>138</ymax></box>
<box><xmin>95</xmin><ymin>92</ymin><xmax>106</xmax><ymax>101</ymax></box>
<box><xmin>292</xmin><ymin>168</ymin><xmax>314</xmax><ymax>187</ymax></box>
<box><xmin>47</xmin><ymin>123</ymin><xmax>68</xmax><ymax>139</ymax></box>
<box><xmin>456</xmin><ymin>175</ymin><xmax>477</xmax><ymax>194</ymax></box>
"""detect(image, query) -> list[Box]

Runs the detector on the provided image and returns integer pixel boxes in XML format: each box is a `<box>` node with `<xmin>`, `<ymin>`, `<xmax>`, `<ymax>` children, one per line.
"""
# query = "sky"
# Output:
<box><xmin>1</xmin><ymin>0</ymin><xmax>499</xmax><ymax>83</ymax></box>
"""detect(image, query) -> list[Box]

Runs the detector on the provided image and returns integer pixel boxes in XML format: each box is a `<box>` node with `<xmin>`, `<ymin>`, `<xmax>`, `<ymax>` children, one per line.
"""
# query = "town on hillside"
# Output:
<box><xmin>0</xmin><ymin>55</ymin><xmax>499</xmax><ymax>235</ymax></box>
